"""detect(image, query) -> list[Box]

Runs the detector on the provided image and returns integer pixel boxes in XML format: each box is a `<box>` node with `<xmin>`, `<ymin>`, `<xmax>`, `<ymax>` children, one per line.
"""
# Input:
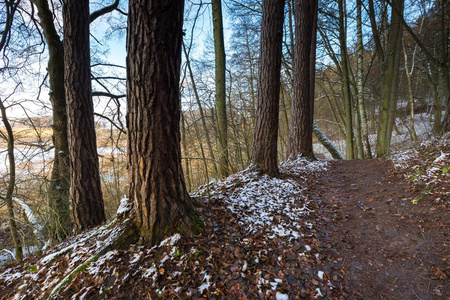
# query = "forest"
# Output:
<box><xmin>0</xmin><ymin>0</ymin><xmax>449</xmax><ymax>298</ymax></box>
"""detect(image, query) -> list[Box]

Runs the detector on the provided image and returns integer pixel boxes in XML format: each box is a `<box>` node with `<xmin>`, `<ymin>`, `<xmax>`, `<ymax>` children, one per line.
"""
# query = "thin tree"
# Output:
<box><xmin>30</xmin><ymin>0</ymin><xmax>71</xmax><ymax>240</ymax></box>
<box><xmin>212</xmin><ymin>0</ymin><xmax>229</xmax><ymax>177</ymax></box>
<box><xmin>356</xmin><ymin>0</ymin><xmax>372</xmax><ymax>158</ymax></box>
<box><xmin>251</xmin><ymin>0</ymin><xmax>285</xmax><ymax>177</ymax></box>
<box><xmin>338</xmin><ymin>0</ymin><xmax>354</xmax><ymax>159</ymax></box>
<box><xmin>63</xmin><ymin>0</ymin><xmax>105</xmax><ymax>233</ymax></box>
<box><xmin>0</xmin><ymin>0</ymin><xmax>23</xmax><ymax>261</ymax></box>
<box><xmin>287</xmin><ymin>0</ymin><xmax>318</xmax><ymax>160</ymax></box>
<box><xmin>0</xmin><ymin>97</ymin><xmax>23</xmax><ymax>261</ymax></box>
<box><xmin>126</xmin><ymin>0</ymin><xmax>202</xmax><ymax>245</ymax></box>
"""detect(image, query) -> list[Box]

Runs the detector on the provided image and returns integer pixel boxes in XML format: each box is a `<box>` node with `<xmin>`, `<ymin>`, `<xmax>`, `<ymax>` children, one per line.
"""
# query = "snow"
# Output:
<box><xmin>276</xmin><ymin>292</ymin><xmax>289</xmax><ymax>300</ymax></box>
<box><xmin>0</xmin><ymin>157</ymin><xmax>333</xmax><ymax>298</ymax></box>
<box><xmin>433</xmin><ymin>151</ymin><xmax>448</xmax><ymax>163</ymax></box>
<box><xmin>318</xmin><ymin>271</ymin><xmax>324</xmax><ymax>280</ymax></box>
<box><xmin>198</xmin><ymin>271</ymin><xmax>212</xmax><ymax>294</ymax></box>
<box><xmin>195</xmin><ymin>157</ymin><xmax>326</xmax><ymax>242</ymax></box>
<box><xmin>315</xmin><ymin>288</ymin><xmax>324</xmax><ymax>298</ymax></box>
<box><xmin>12</xmin><ymin>197</ymin><xmax>44</xmax><ymax>240</ymax></box>
<box><xmin>116</xmin><ymin>195</ymin><xmax>132</xmax><ymax>216</ymax></box>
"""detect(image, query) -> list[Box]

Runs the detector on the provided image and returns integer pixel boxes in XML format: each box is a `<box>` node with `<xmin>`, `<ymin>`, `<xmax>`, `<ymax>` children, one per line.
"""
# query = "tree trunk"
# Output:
<box><xmin>31</xmin><ymin>0</ymin><xmax>71</xmax><ymax>241</ymax></box>
<box><xmin>212</xmin><ymin>0</ymin><xmax>229</xmax><ymax>177</ymax></box>
<box><xmin>438</xmin><ymin>0</ymin><xmax>449</xmax><ymax>133</ymax></box>
<box><xmin>0</xmin><ymin>99</ymin><xmax>23</xmax><ymax>260</ymax></box>
<box><xmin>252</xmin><ymin>0</ymin><xmax>285</xmax><ymax>177</ymax></box>
<box><xmin>313</xmin><ymin>121</ymin><xmax>344</xmax><ymax>160</ymax></box>
<box><xmin>338</xmin><ymin>0</ymin><xmax>354</xmax><ymax>160</ymax></box>
<box><xmin>127</xmin><ymin>0</ymin><xmax>201</xmax><ymax>245</ymax></box>
<box><xmin>402</xmin><ymin>38</ymin><xmax>418</xmax><ymax>143</ymax></box>
<box><xmin>374</xmin><ymin>0</ymin><xmax>404</xmax><ymax>156</ymax></box>
<box><xmin>63</xmin><ymin>0</ymin><xmax>105</xmax><ymax>233</ymax></box>
<box><xmin>356</xmin><ymin>0</ymin><xmax>372</xmax><ymax>158</ymax></box>
<box><xmin>287</xmin><ymin>0</ymin><xmax>318</xmax><ymax>160</ymax></box>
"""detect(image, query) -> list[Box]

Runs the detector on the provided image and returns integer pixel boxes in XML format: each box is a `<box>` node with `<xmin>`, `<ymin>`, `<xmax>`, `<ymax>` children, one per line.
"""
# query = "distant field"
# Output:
<box><xmin>0</xmin><ymin>126</ymin><xmax>126</xmax><ymax>149</ymax></box>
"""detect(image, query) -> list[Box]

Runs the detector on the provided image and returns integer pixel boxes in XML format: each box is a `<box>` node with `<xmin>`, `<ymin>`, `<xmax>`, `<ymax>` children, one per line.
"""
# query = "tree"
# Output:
<box><xmin>30</xmin><ymin>0</ymin><xmax>71</xmax><ymax>241</ymax></box>
<box><xmin>1</xmin><ymin>0</ymin><xmax>24</xmax><ymax>261</ymax></box>
<box><xmin>31</xmin><ymin>0</ymin><xmax>122</xmax><ymax>240</ymax></box>
<box><xmin>287</xmin><ymin>0</ymin><xmax>318</xmax><ymax>160</ymax></box>
<box><xmin>0</xmin><ymin>97</ymin><xmax>23</xmax><ymax>261</ymax></box>
<box><xmin>251</xmin><ymin>0</ymin><xmax>285</xmax><ymax>177</ymax></box>
<box><xmin>212</xmin><ymin>0</ymin><xmax>229</xmax><ymax>177</ymax></box>
<box><xmin>126</xmin><ymin>0</ymin><xmax>201</xmax><ymax>245</ymax></box>
<box><xmin>356</xmin><ymin>0</ymin><xmax>372</xmax><ymax>158</ymax></box>
<box><xmin>63</xmin><ymin>0</ymin><xmax>105</xmax><ymax>233</ymax></box>
<box><xmin>371</xmin><ymin>0</ymin><xmax>404</xmax><ymax>156</ymax></box>
<box><xmin>337</xmin><ymin>0</ymin><xmax>354</xmax><ymax>159</ymax></box>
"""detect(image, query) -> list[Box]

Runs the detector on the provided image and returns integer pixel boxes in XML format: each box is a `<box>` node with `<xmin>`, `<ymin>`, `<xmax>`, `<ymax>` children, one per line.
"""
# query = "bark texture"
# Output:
<box><xmin>63</xmin><ymin>0</ymin><xmax>105</xmax><ymax>233</ymax></box>
<box><xmin>31</xmin><ymin>0</ymin><xmax>71</xmax><ymax>240</ymax></box>
<box><xmin>127</xmin><ymin>0</ymin><xmax>201</xmax><ymax>245</ymax></box>
<box><xmin>252</xmin><ymin>0</ymin><xmax>285</xmax><ymax>177</ymax></box>
<box><xmin>287</xmin><ymin>0</ymin><xmax>318</xmax><ymax>160</ymax></box>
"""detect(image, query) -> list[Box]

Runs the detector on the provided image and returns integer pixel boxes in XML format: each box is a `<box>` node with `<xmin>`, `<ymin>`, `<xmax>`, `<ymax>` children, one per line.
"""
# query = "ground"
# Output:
<box><xmin>0</xmin><ymin>140</ymin><xmax>448</xmax><ymax>299</ymax></box>
<box><xmin>314</xmin><ymin>159</ymin><xmax>448</xmax><ymax>299</ymax></box>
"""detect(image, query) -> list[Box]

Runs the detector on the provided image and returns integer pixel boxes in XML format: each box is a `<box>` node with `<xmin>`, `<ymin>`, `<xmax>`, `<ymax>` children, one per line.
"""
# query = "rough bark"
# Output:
<box><xmin>127</xmin><ymin>0</ymin><xmax>201</xmax><ymax>245</ymax></box>
<box><xmin>31</xmin><ymin>0</ymin><xmax>71</xmax><ymax>241</ymax></box>
<box><xmin>287</xmin><ymin>0</ymin><xmax>318</xmax><ymax>160</ymax></box>
<box><xmin>63</xmin><ymin>0</ymin><xmax>105</xmax><ymax>233</ymax></box>
<box><xmin>251</xmin><ymin>0</ymin><xmax>285</xmax><ymax>177</ymax></box>
<box><xmin>212</xmin><ymin>0</ymin><xmax>229</xmax><ymax>177</ymax></box>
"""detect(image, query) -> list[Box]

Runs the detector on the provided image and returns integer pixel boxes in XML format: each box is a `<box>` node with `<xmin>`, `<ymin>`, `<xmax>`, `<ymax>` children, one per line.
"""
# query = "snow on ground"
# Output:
<box><xmin>195</xmin><ymin>157</ymin><xmax>327</xmax><ymax>241</ymax></box>
<box><xmin>391</xmin><ymin>138</ymin><xmax>450</xmax><ymax>204</ymax></box>
<box><xmin>0</xmin><ymin>157</ymin><xmax>330</xmax><ymax>298</ymax></box>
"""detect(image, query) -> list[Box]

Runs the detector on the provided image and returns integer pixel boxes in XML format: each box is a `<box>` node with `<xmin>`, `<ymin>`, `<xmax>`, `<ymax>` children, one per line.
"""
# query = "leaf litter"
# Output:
<box><xmin>0</xmin><ymin>139</ymin><xmax>448</xmax><ymax>299</ymax></box>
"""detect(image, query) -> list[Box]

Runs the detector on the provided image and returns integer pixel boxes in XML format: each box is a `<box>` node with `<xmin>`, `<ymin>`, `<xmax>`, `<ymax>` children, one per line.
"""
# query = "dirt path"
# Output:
<box><xmin>312</xmin><ymin>159</ymin><xmax>449</xmax><ymax>299</ymax></box>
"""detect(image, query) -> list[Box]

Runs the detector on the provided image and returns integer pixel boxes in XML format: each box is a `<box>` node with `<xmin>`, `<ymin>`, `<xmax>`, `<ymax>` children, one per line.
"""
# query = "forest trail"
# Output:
<box><xmin>312</xmin><ymin>159</ymin><xmax>449</xmax><ymax>299</ymax></box>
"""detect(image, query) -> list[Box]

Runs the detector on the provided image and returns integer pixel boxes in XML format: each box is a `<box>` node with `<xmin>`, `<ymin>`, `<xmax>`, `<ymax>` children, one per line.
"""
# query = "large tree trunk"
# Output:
<box><xmin>212</xmin><ymin>0</ymin><xmax>229</xmax><ymax>177</ymax></box>
<box><xmin>127</xmin><ymin>0</ymin><xmax>201</xmax><ymax>245</ymax></box>
<box><xmin>287</xmin><ymin>0</ymin><xmax>318</xmax><ymax>160</ymax></box>
<box><xmin>31</xmin><ymin>0</ymin><xmax>71</xmax><ymax>241</ymax></box>
<box><xmin>374</xmin><ymin>0</ymin><xmax>404</xmax><ymax>156</ymax></box>
<box><xmin>251</xmin><ymin>0</ymin><xmax>285</xmax><ymax>177</ymax></box>
<box><xmin>63</xmin><ymin>0</ymin><xmax>105</xmax><ymax>233</ymax></box>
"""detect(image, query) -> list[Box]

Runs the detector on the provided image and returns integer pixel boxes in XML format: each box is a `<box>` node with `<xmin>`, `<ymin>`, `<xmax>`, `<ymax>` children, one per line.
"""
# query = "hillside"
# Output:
<box><xmin>0</xmin><ymin>138</ymin><xmax>448</xmax><ymax>299</ymax></box>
